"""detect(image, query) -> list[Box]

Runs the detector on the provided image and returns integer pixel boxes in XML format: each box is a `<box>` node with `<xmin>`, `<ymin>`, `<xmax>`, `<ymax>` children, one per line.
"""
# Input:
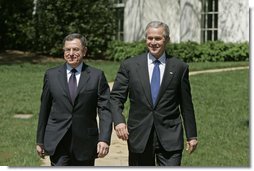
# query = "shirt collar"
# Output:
<box><xmin>148</xmin><ymin>52</ymin><xmax>166</xmax><ymax>65</ymax></box>
<box><xmin>66</xmin><ymin>63</ymin><xmax>83</xmax><ymax>73</ymax></box>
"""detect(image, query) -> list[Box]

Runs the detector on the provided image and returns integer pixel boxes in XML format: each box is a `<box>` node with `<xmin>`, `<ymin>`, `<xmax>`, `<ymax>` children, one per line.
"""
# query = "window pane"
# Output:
<box><xmin>207</xmin><ymin>14</ymin><xmax>213</xmax><ymax>28</ymax></box>
<box><xmin>214</xmin><ymin>14</ymin><xmax>218</xmax><ymax>28</ymax></box>
<box><xmin>214</xmin><ymin>0</ymin><xmax>218</xmax><ymax>11</ymax></box>
<box><xmin>208</xmin><ymin>0</ymin><xmax>213</xmax><ymax>12</ymax></box>
<box><xmin>214</xmin><ymin>30</ymin><xmax>218</xmax><ymax>40</ymax></box>
<box><xmin>207</xmin><ymin>30</ymin><xmax>212</xmax><ymax>40</ymax></box>
<box><xmin>201</xmin><ymin>30</ymin><xmax>206</xmax><ymax>42</ymax></box>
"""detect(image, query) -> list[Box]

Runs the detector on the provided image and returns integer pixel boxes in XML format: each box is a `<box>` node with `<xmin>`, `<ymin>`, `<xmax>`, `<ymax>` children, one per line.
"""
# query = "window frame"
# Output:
<box><xmin>201</xmin><ymin>0</ymin><xmax>219</xmax><ymax>42</ymax></box>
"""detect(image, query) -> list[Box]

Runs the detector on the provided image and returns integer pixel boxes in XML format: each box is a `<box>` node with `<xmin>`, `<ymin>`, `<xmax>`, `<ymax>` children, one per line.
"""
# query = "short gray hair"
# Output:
<box><xmin>145</xmin><ymin>21</ymin><xmax>170</xmax><ymax>40</ymax></box>
<box><xmin>63</xmin><ymin>33</ymin><xmax>87</xmax><ymax>48</ymax></box>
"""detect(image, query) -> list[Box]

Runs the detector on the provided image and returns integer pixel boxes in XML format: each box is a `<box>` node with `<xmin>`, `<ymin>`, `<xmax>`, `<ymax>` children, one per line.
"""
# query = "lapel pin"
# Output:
<box><xmin>169</xmin><ymin>72</ymin><xmax>173</xmax><ymax>74</ymax></box>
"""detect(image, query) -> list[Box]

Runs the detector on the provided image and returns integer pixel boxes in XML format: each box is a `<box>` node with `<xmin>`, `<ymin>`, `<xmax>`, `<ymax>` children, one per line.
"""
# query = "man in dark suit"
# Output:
<box><xmin>110</xmin><ymin>21</ymin><xmax>198</xmax><ymax>166</ymax></box>
<box><xmin>36</xmin><ymin>33</ymin><xmax>112</xmax><ymax>166</ymax></box>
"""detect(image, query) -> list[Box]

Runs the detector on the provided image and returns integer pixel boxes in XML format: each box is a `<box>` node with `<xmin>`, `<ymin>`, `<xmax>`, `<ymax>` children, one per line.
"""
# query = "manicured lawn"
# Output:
<box><xmin>182</xmin><ymin>69</ymin><xmax>249</xmax><ymax>166</ymax></box>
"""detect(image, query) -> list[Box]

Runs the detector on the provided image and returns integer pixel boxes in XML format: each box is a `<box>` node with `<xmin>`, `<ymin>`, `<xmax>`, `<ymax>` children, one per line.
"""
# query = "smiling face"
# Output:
<box><xmin>63</xmin><ymin>38</ymin><xmax>87</xmax><ymax>68</ymax></box>
<box><xmin>146</xmin><ymin>26</ymin><xmax>169</xmax><ymax>59</ymax></box>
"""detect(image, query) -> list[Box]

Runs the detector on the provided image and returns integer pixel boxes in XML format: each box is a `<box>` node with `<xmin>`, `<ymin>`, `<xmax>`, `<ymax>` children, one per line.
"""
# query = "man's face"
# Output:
<box><xmin>63</xmin><ymin>38</ymin><xmax>87</xmax><ymax>68</ymax></box>
<box><xmin>146</xmin><ymin>27</ymin><xmax>168</xmax><ymax>58</ymax></box>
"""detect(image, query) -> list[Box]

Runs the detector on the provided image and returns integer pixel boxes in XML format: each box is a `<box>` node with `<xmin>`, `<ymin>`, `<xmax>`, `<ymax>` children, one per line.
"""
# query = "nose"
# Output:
<box><xmin>69</xmin><ymin>49</ymin><xmax>74</xmax><ymax>55</ymax></box>
<box><xmin>150</xmin><ymin>38</ymin><xmax>157</xmax><ymax>45</ymax></box>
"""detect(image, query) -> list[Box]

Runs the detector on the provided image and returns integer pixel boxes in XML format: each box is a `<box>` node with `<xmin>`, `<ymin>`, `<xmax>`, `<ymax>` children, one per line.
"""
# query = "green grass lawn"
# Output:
<box><xmin>182</xmin><ymin>69</ymin><xmax>249</xmax><ymax>166</ymax></box>
<box><xmin>0</xmin><ymin>60</ymin><xmax>249</xmax><ymax>166</ymax></box>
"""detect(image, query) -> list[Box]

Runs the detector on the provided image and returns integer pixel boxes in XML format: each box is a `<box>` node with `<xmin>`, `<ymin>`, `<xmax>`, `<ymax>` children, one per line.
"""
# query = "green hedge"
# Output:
<box><xmin>106</xmin><ymin>40</ymin><xmax>147</xmax><ymax>61</ymax></box>
<box><xmin>106</xmin><ymin>40</ymin><xmax>249</xmax><ymax>62</ymax></box>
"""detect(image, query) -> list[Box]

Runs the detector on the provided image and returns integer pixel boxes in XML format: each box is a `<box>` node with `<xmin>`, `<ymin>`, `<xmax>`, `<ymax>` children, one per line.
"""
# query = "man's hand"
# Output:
<box><xmin>36</xmin><ymin>144</ymin><xmax>45</xmax><ymax>159</ymax></box>
<box><xmin>115</xmin><ymin>123</ymin><xmax>129</xmax><ymax>141</ymax></box>
<box><xmin>97</xmin><ymin>142</ymin><xmax>109</xmax><ymax>158</ymax></box>
<box><xmin>186</xmin><ymin>139</ymin><xmax>198</xmax><ymax>154</ymax></box>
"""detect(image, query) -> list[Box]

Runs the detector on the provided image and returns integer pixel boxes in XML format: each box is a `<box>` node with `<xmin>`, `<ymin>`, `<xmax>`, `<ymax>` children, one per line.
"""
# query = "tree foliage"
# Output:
<box><xmin>0</xmin><ymin>0</ymin><xmax>35</xmax><ymax>51</ymax></box>
<box><xmin>0</xmin><ymin>0</ymin><xmax>116</xmax><ymax>59</ymax></box>
<box><xmin>35</xmin><ymin>0</ymin><xmax>116</xmax><ymax>58</ymax></box>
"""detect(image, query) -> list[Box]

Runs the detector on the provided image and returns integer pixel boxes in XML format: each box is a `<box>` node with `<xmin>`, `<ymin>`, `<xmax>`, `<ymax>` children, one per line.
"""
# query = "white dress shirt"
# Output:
<box><xmin>147</xmin><ymin>52</ymin><xmax>166</xmax><ymax>85</ymax></box>
<box><xmin>66</xmin><ymin>63</ymin><xmax>83</xmax><ymax>86</ymax></box>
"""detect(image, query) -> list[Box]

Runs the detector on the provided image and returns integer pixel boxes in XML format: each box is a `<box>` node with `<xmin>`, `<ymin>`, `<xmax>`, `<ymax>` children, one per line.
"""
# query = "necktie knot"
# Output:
<box><xmin>153</xmin><ymin>60</ymin><xmax>161</xmax><ymax>65</ymax></box>
<box><xmin>71</xmin><ymin>68</ymin><xmax>77</xmax><ymax>74</ymax></box>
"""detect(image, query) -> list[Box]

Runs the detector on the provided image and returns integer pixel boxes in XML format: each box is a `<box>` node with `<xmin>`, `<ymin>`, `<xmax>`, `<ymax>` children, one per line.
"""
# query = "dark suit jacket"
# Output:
<box><xmin>36</xmin><ymin>62</ymin><xmax>112</xmax><ymax>160</ymax></box>
<box><xmin>110</xmin><ymin>53</ymin><xmax>197</xmax><ymax>153</ymax></box>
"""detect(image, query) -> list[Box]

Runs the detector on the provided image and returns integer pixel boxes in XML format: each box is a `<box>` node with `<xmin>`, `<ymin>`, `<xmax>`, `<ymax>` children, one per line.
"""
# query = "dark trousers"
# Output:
<box><xmin>50</xmin><ymin>128</ymin><xmax>95</xmax><ymax>166</ymax></box>
<box><xmin>129</xmin><ymin>126</ymin><xmax>182</xmax><ymax>166</ymax></box>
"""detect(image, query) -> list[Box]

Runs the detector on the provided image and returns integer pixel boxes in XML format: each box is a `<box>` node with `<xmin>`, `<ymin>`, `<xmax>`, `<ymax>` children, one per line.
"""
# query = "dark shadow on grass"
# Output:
<box><xmin>0</xmin><ymin>50</ymin><xmax>63</xmax><ymax>65</ymax></box>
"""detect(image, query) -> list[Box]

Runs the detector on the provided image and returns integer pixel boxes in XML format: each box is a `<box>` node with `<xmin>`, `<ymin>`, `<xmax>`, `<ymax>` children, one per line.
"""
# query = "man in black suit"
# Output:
<box><xmin>36</xmin><ymin>33</ymin><xmax>112</xmax><ymax>166</ymax></box>
<box><xmin>110</xmin><ymin>21</ymin><xmax>198</xmax><ymax>166</ymax></box>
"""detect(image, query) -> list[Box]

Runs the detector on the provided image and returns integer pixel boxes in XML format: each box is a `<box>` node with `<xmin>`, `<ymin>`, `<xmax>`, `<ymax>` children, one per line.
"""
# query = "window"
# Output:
<box><xmin>201</xmin><ymin>0</ymin><xmax>218</xmax><ymax>42</ymax></box>
<box><xmin>114</xmin><ymin>0</ymin><xmax>125</xmax><ymax>40</ymax></box>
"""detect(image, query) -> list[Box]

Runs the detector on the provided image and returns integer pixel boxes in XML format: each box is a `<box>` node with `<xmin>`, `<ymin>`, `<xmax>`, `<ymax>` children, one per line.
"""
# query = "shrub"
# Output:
<box><xmin>106</xmin><ymin>40</ymin><xmax>147</xmax><ymax>61</ymax></box>
<box><xmin>106</xmin><ymin>40</ymin><xmax>249</xmax><ymax>62</ymax></box>
<box><xmin>167</xmin><ymin>41</ymin><xmax>200</xmax><ymax>62</ymax></box>
<box><xmin>0</xmin><ymin>0</ymin><xmax>35</xmax><ymax>51</ymax></box>
<box><xmin>0</xmin><ymin>0</ymin><xmax>116</xmax><ymax>59</ymax></box>
<box><xmin>35</xmin><ymin>0</ymin><xmax>116</xmax><ymax>58</ymax></box>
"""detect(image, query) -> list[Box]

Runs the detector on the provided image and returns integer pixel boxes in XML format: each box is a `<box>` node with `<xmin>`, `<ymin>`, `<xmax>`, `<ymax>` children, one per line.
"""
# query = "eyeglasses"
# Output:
<box><xmin>63</xmin><ymin>48</ymin><xmax>81</xmax><ymax>53</ymax></box>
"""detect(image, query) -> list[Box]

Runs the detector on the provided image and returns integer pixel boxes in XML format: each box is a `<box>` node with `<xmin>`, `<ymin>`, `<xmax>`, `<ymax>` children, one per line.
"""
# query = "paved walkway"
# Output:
<box><xmin>189</xmin><ymin>66</ymin><xmax>249</xmax><ymax>75</ymax></box>
<box><xmin>40</xmin><ymin>66</ymin><xmax>249</xmax><ymax>166</ymax></box>
<box><xmin>41</xmin><ymin>131</ymin><xmax>128</xmax><ymax>166</ymax></box>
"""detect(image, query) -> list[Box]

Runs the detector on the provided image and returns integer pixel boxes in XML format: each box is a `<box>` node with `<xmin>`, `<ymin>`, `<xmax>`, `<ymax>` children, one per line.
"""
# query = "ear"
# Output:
<box><xmin>82</xmin><ymin>47</ymin><xmax>87</xmax><ymax>57</ymax></box>
<box><xmin>165</xmin><ymin>36</ymin><xmax>170</xmax><ymax>44</ymax></box>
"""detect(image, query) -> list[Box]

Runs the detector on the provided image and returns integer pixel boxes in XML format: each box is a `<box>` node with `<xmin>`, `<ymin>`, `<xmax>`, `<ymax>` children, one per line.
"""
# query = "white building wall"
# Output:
<box><xmin>218</xmin><ymin>0</ymin><xmax>249</xmax><ymax>42</ymax></box>
<box><xmin>123</xmin><ymin>0</ymin><xmax>249</xmax><ymax>43</ymax></box>
<box><xmin>180</xmin><ymin>0</ymin><xmax>201</xmax><ymax>42</ymax></box>
<box><xmin>124</xmin><ymin>0</ymin><xmax>180</xmax><ymax>42</ymax></box>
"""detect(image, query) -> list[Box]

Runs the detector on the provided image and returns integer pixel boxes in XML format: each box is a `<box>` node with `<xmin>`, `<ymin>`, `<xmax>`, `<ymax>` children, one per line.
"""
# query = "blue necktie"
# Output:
<box><xmin>151</xmin><ymin>60</ymin><xmax>160</xmax><ymax>106</ymax></box>
<box><xmin>68</xmin><ymin>68</ymin><xmax>77</xmax><ymax>104</ymax></box>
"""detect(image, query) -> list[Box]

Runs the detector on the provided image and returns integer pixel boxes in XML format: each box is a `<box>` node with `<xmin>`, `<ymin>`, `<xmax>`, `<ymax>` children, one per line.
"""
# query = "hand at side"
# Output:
<box><xmin>115</xmin><ymin>123</ymin><xmax>129</xmax><ymax>141</ymax></box>
<box><xmin>97</xmin><ymin>142</ymin><xmax>109</xmax><ymax>158</ymax></box>
<box><xmin>186</xmin><ymin>139</ymin><xmax>198</xmax><ymax>154</ymax></box>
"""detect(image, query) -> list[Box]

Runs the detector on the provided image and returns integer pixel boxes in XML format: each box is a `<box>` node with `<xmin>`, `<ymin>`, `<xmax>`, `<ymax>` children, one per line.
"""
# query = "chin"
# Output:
<box><xmin>151</xmin><ymin>51</ymin><xmax>159</xmax><ymax>56</ymax></box>
<box><xmin>149</xmin><ymin>49</ymin><xmax>158</xmax><ymax>53</ymax></box>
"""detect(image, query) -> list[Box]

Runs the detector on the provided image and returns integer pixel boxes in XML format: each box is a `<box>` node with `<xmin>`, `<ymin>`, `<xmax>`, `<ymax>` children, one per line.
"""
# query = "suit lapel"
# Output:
<box><xmin>74</xmin><ymin>63</ymin><xmax>90</xmax><ymax>103</ymax></box>
<box><xmin>58</xmin><ymin>63</ymin><xmax>90</xmax><ymax>106</ymax></box>
<box><xmin>136</xmin><ymin>53</ymin><xmax>153</xmax><ymax>107</ymax></box>
<box><xmin>156</xmin><ymin>55</ymin><xmax>176</xmax><ymax>106</ymax></box>
<box><xmin>57</xmin><ymin>64</ymin><xmax>70</xmax><ymax>101</ymax></box>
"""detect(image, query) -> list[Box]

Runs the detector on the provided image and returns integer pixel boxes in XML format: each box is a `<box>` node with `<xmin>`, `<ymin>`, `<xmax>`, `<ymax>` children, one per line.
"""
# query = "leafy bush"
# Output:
<box><xmin>107</xmin><ymin>40</ymin><xmax>249</xmax><ymax>62</ymax></box>
<box><xmin>0</xmin><ymin>0</ymin><xmax>35</xmax><ymax>51</ymax></box>
<box><xmin>35</xmin><ymin>0</ymin><xmax>116</xmax><ymax>58</ymax></box>
<box><xmin>168</xmin><ymin>41</ymin><xmax>200</xmax><ymax>62</ymax></box>
<box><xmin>106</xmin><ymin>41</ymin><xmax>147</xmax><ymax>61</ymax></box>
<box><xmin>0</xmin><ymin>0</ymin><xmax>116</xmax><ymax>59</ymax></box>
